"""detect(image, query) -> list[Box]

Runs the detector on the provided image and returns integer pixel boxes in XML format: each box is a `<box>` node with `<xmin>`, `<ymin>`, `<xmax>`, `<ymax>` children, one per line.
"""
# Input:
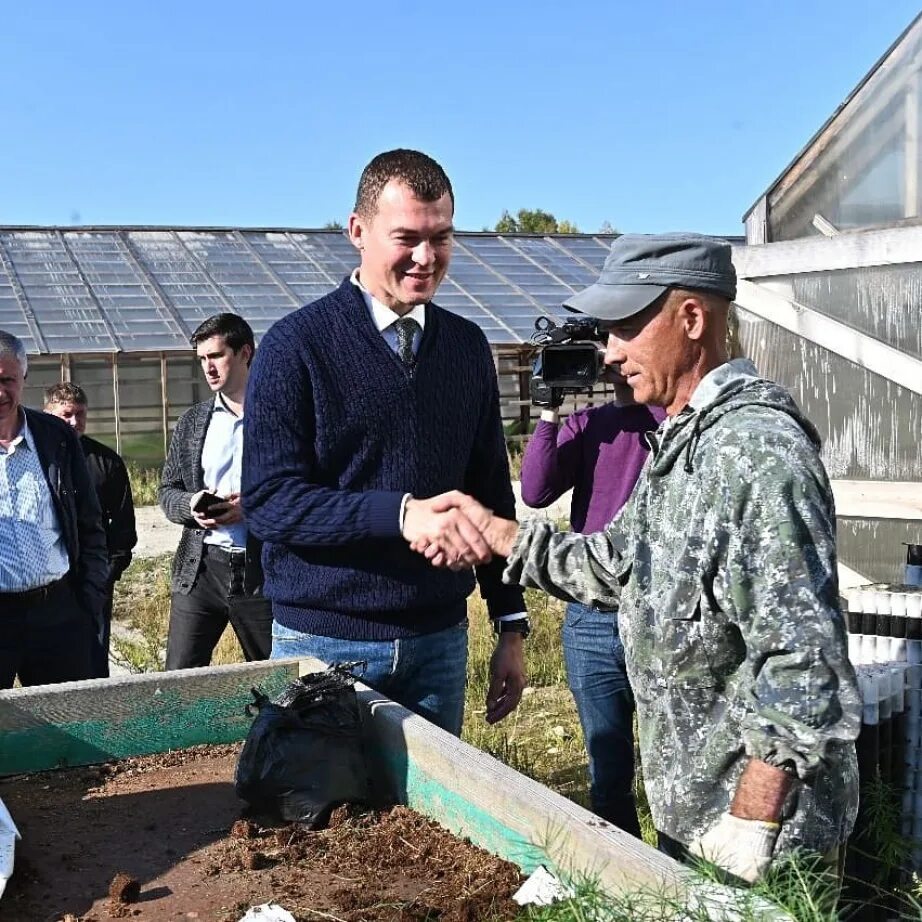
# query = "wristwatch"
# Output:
<box><xmin>493</xmin><ymin>618</ymin><xmax>531</xmax><ymax>639</ymax></box>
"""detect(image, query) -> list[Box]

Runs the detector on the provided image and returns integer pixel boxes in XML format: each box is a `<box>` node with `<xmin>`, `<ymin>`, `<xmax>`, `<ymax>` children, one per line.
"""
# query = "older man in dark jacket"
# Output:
<box><xmin>44</xmin><ymin>381</ymin><xmax>137</xmax><ymax>678</ymax></box>
<box><xmin>0</xmin><ymin>330</ymin><xmax>108</xmax><ymax>687</ymax></box>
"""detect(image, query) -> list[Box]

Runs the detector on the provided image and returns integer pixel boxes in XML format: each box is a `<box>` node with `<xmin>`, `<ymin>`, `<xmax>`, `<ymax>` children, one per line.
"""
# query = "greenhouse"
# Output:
<box><xmin>0</xmin><ymin>227</ymin><xmax>618</xmax><ymax>464</ymax></box>
<box><xmin>734</xmin><ymin>11</ymin><xmax>922</xmax><ymax>585</ymax></box>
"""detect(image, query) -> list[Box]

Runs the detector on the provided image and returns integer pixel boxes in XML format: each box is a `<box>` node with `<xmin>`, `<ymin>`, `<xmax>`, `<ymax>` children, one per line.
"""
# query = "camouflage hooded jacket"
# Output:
<box><xmin>505</xmin><ymin>359</ymin><xmax>860</xmax><ymax>853</ymax></box>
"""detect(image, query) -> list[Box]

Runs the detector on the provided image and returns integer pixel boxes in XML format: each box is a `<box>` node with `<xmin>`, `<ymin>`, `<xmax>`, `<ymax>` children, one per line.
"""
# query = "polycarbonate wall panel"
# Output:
<box><xmin>756</xmin><ymin>264</ymin><xmax>922</xmax><ymax>359</ymax></box>
<box><xmin>0</xmin><ymin>263</ymin><xmax>35</xmax><ymax>350</ymax></box>
<box><xmin>503</xmin><ymin>237</ymin><xmax>600</xmax><ymax>291</ymax></box>
<box><xmin>127</xmin><ymin>231</ymin><xmax>232</xmax><ymax>329</ymax></box>
<box><xmin>288</xmin><ymin>232</ymin><xmax>357</xmax><ymax>282</ymax></box>
<box><xmin>838</xmin><ymin>517</ymin><xmax>922</xmax><ymax>585</ymax></box>
<box><xmin>20</xmin><ymin>357</ymin><xmax>63</xmax><ymax>410</ymax></box>
<box><xmin>552</xmin><ymin>237</ymin><xmax>611</xmax><ymax>270</ymax></box>
<box><xmin>767</xmin><ymin>23</ymin><xmax>922</xmax><ymax>241</ymax></box>
<box><xmin>69</xmin><ymin>357</ymin><xmax>117</xmax><ymax>433</ymax></box>
<box><xmin>243</xmin><ymin>232</ymin><xmax>339</xmax><ymax>304</ymax></box>
<box><xmin>736</xmin><ymin>306</ymin><xmax>922</xmax><ymax>480</ymax></box>
<box><xmin>448</xmin><ymin>248</ymin><xmax>547</xmax><ymax>342</ymax></box>
<box><xmin>66</xmin><ymin>232</ymin><xmax>187</xmax><ymax>351</ymax></box>
<box><xmin>177</xmin><ymin>232</ymin><xmax>299</xmax><ymax>336</ymax></box>
<box><xmin>460</xmin><ymin>237</ymin><xmax>576</xmax><ymax>319</ymax></box>
<box><xmin>0</xmin><ymin>232</ymin><xmax>116</xmax><ymax>353</ymax></box>
<box><xmin>3</xmin><ymin>229</ymin><xmax>614</xmax><ymax>352</ymax></box>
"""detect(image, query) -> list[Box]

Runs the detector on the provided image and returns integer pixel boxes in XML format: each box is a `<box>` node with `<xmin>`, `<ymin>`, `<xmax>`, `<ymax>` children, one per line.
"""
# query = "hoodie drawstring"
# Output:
<box><xmin>684</xmin><ymin>414</ymin><xmax>704</xmax><ymax>473</ymax></box>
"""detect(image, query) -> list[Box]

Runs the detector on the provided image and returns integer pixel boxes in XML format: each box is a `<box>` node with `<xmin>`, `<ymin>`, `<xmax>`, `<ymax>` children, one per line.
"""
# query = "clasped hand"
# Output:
<box><xmin>401</xmin><ymin>491</ymin><xmax>517</xmax><ymax>571</ymax></box>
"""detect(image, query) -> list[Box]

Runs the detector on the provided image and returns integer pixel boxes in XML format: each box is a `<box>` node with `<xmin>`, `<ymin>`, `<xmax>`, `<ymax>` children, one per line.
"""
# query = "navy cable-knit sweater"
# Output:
<box><xmin>241</xmin><ymin>278</ymin><xmax>526</xmax><ymax>640</ymax></box>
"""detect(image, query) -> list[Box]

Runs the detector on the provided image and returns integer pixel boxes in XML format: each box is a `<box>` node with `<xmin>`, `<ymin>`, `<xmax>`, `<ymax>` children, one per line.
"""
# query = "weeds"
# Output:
<box><xmin>112</xmin><ymin>553</ymin><xmax>242</xmax><ymax>671</ymax></box>
<box><xmin>126</xmin><ymin>461</ymin><xmax>161</xmax><ymax>507</ymax></box>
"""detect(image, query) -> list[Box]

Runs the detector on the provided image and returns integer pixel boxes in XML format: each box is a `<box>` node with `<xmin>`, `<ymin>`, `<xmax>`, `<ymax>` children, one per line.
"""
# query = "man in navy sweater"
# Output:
<box><xmin>242</xmin><ymin>149</ymin><xmax>528</xmax><ymax>734</ymax></box>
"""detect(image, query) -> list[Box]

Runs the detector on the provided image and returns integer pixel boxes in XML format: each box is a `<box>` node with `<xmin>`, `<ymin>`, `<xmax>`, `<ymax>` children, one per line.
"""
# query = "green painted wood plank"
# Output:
<box><xmin>0</xmin><ymin>661</ymin><xmax>301</xmax><ymax>775</ymax></box>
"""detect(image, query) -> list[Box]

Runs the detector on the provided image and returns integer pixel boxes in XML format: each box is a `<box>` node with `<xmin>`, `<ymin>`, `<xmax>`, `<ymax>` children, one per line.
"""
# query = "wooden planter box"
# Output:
<box><xmin>0</xmin><ymin>659</ymin><xmax>783</xmax><ymax>918</ymax></box>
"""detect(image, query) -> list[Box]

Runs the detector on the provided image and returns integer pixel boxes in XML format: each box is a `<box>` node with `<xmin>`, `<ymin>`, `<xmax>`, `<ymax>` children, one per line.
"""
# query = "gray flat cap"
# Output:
<box><xmin>564</xmin><ymin>233</ymin><xmax>737</xmax><ymax>321</ymax></box>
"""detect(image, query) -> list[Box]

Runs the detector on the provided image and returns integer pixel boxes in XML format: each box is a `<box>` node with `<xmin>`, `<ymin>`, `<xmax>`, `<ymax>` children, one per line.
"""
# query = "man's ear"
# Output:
<box><xmin>677</xmin><ymin>295</ymin><xmax>708</xmax><ymax>342</ymax></box>
<box><xmin>347</xmin><ymin>212</ymin><xmax>366</xmax><ymax>252</ymax></box>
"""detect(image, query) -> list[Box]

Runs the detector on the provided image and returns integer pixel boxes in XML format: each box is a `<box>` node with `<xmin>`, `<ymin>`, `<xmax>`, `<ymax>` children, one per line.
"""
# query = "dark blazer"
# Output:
<box><xmin>23</xmin><ymin>408</ymin><xmax>109</xmax><ymax>620</ymax></box>
<box><xmin>159</xmin><ymin>398</ymin><xmax>263</xmax><ymax>595</ymax></box>
<box><xmin>81</xmin><ymin>435</ymin><xmax>137</xmax><ymax>582</ymax></box>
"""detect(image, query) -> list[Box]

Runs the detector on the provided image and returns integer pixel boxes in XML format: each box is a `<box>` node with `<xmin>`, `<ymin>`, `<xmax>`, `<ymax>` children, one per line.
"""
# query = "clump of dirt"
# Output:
<box><xmin>230</xmin><ymin>818</ymin><xmax>259</xmax><ymax>839</ymax></box>
<box><xmin>0</xmin><ymin>744</ymin><xmax>526</xmax><ymax>921</ymax></box>
<box><xmin>108</xmin><ymin>871</ymin><xmax>141</xmax><ymax>903</ymax></box>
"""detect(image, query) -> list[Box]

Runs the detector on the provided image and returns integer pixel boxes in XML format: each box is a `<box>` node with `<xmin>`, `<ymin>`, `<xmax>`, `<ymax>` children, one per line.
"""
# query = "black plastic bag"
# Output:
<box><xmin>235</xmin><ymin>663</ymin><xmax>372</xmax><ymax>828</ymax></box>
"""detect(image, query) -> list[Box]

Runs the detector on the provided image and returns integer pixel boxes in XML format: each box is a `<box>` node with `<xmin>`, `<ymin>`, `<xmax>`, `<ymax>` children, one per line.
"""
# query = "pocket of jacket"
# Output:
<box><xmin>655</xmin><ymin>579</ymin><xmax>716</xmax><ymax>687</ymax></box>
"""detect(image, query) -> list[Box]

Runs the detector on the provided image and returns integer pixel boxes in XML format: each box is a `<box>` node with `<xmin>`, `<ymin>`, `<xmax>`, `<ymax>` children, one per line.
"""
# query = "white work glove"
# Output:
<box><xmin>688</xmin><ymin>813</ymin><xmax>779</xmax><ymax>884</ymax></box>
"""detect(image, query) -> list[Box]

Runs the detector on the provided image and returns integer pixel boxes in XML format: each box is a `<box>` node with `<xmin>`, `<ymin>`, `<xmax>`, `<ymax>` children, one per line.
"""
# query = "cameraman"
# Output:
<box><xmin>521</xmin><ymin>371</ymin><xmax>664</xmax><ymax>836</ymax></box>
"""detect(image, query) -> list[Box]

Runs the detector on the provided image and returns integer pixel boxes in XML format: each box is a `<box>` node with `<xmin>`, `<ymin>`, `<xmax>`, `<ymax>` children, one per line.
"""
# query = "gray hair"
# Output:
<box><xmin>0</xmin><ymin>330</ymin><xmax>27</xmax><ymax>375</ymax></box>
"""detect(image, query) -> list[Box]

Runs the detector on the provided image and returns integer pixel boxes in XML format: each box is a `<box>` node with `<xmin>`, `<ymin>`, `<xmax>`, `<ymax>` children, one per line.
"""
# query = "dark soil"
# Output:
<box><xmin>0</xmin><ymin>744</ymin><xmax>525</xmax><ymax>921</ymax></box>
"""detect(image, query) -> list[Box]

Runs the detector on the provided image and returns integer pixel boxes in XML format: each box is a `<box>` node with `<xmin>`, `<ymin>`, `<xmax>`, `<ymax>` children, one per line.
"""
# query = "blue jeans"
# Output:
<box><xmin>271</xmin><ymin>620</ymin><xmax>468</xmax><ymax>736</ymax></box>
<box><xmin>563</xmin><ymin>601</ymin><xmax>640</xmax><ymax>836</ymax></box>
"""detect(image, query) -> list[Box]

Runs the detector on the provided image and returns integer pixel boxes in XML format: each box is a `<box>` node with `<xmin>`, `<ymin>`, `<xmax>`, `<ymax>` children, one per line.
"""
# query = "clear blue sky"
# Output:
<box><xmin>1</xmin><ymin>1</ymin><xmax>918</xmax><ymax>235</ymax></box>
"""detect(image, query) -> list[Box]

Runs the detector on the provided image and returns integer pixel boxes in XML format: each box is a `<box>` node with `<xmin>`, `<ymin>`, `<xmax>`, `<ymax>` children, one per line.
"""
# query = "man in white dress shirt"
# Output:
<box><xmin>159</xmin><ymin>314</ymin><xmax>272</xmax><ymax>669</ymax></box>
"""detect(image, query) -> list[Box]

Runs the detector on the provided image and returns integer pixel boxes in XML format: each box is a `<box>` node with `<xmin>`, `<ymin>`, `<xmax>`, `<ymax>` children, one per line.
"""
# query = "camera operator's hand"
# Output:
<box><xmin>402</xmin><ymin>492</ymin><xmax>493</xmax><ymax>569</ymax></box>
<box><xmin>529</xmin><ymin>380</ymin><xmax>564</xmax><ymax>409</ymax></box>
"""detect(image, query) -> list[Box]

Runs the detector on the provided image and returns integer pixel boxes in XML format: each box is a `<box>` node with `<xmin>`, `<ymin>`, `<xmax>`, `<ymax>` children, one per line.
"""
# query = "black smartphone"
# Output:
<box><xmin>193</xmin><ymin>491</ymin><xmax>223</xmax><ymax>514</ymax></box>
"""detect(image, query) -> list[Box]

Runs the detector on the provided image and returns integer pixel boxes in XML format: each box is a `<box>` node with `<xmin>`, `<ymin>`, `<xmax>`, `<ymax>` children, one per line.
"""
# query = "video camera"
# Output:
<box><xmin>529</xmin><ymin>316</ymin><xmax>608</xmax><ymax>409</ymax></box>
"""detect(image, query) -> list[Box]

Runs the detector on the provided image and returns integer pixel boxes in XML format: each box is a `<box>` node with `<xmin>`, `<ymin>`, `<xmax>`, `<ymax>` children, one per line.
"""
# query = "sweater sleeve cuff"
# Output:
<box><xmin>485</xmin><ymin>584</ymin><xmax>528</xmax><ymax>620</ymax></box>
<box><xmin>364</xmin><ymin>491</ymin><xmax>407</xmax><ymax>538</ymax></box>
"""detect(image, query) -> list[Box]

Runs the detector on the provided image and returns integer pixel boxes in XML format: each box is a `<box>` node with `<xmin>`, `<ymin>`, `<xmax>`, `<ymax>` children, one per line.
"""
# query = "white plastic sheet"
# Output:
<box><xmin>0</xmin><ymin>797</ymin><xmax>20</xmax><ymax>900</ymax></box>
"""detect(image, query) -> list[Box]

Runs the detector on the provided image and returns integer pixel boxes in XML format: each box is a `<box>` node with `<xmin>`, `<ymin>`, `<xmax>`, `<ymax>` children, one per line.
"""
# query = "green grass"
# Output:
<box><xmin>112</xmin><ymin>554</ymin><xmax>242</xmax><ymax>671</ymax></box>
<box><xmin>126</xmin><ymin>460</ymin><xmax>161</xmax><ymax>507</ymax></box>
<box><xmin>92</xmin><ymin>430</ymin><xmax>166</xmax><ymax>468</ymax></box>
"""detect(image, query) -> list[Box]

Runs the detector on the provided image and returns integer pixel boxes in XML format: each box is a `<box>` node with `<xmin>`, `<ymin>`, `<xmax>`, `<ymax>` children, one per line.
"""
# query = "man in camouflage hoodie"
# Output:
<box><xmin>416</xmin><ymin>233</ymin><xmax>860</xmax><ymax>884</ymax></box>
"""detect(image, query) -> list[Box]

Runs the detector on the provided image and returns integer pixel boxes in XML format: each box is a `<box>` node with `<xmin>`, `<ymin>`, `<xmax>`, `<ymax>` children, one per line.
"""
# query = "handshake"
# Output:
<box><xmin>401</xmin><ymin>491</ymin><xmax>520</xmax><ymax>569</ymax></box>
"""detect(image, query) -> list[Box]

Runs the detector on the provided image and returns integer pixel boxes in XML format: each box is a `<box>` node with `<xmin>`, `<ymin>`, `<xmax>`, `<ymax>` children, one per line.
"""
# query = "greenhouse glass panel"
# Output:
<box><xmin>459</xmin><ymin>238</ymin><xmax>576</xmax><ymax>310</ymax></box>
<box><xmin>0</xmin><ymin>232</ymin><xmax>115</xmax><ymax>352</ymax></box>
<box><xmin>69</xmin><ymin>357</ymin><xmax>118</xmax><ymax>436</ymax></box>
<box><xmin>767</xmin><ymin>20</ymin><xmax>922</xmax><ymax>240</ymax></box>
<box><xmin>166</xmin><ymin>356</ymin><xmax>208</xmax><ymax>428</ymax></box>
<box><xmin>0</xmin><ymin>271</ymin><xmax>32</xmax><ymax>347</ymax></box>
<box><xmin>178</xmin><ymin>232</ymin><xmax>300</xmax><ymax>319</ymax></box>
<box><xmin>20</xmin><ymin>357</ymin><xmax>63</xmax><ymax>409</ymax></box>
<box><xmin>290</xmin><ymin>232</ymin><xmax>357</xmax><ymax>279</ymax></box>
<box><xmin>243</xmin><ymin>233</ymin><xmax>338</xmax><ymax>303</ymax></box>
<box><xmin>66</xmin><ymin>232</ymin><xmax>188</xmax><ymax>351</ymax></box>
<box><xmin>127</xmin><ymin>232</ymin><xmax>231</xmax><ymax>328</ymax></box>
<box><xmin>502</xmin><ymin>237</ymin><xmax>600</xmax><ymax>289</ymax></box>
<box><xmin>552</xmin><ymin>237</ymin><xmax>610</xmax><ymax>270</ymax></box>
<box><xmin>115</xmin><ymin>355</ymin><xmax>166</xmax><ymax>445</ymax></box>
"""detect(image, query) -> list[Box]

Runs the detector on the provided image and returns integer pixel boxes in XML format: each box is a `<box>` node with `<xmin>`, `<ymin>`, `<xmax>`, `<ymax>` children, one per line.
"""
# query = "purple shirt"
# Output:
<box><xmin>520</xmin><ymin>403</ymin><xmax>667</xmax><ymax>534</ymax></box>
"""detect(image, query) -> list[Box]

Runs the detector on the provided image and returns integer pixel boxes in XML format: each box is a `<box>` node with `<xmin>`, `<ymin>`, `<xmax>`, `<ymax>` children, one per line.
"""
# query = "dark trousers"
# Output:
<box><xmin>165</xmin><ymin>545</ymin><xmax>273</xmax><ymax>670</ymax></box>
<box><xmin>91</xmin><ymin>584</ymin><xmax>114</xmax><ymax>679</ymax></box>
<box><xmin>0</xmin><ymin>577</ymin><xmax>93</xmax><ymax>688</ymax></box>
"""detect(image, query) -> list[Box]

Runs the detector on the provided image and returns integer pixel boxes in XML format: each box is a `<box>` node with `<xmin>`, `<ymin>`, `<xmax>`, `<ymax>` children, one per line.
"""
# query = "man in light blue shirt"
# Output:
<box><xmin>0</xmin><ymin>330</ymin><xmax>108</xmax><ymax>687</ymax></box>
<box><xmin>159</xmin><ymin>314</ymin><xmax>272</xmax><ymax>668</ymax></box>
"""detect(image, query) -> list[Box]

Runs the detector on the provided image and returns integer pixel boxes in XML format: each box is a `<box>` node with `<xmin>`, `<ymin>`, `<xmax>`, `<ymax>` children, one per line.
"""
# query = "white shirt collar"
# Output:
<box><xmin>350</xmin><ymin>269</ymin><xmax>426</xmax><ymax>333</ymax></box>
<box><xmin>1</xmin><ymin>410</ymin><xmax>34</xmax><ymax>455</ymax></box>
<box><xmin>213</xmin><ymin>392</ymin><xmax>242</xmax><ymax>418</ymax></box>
